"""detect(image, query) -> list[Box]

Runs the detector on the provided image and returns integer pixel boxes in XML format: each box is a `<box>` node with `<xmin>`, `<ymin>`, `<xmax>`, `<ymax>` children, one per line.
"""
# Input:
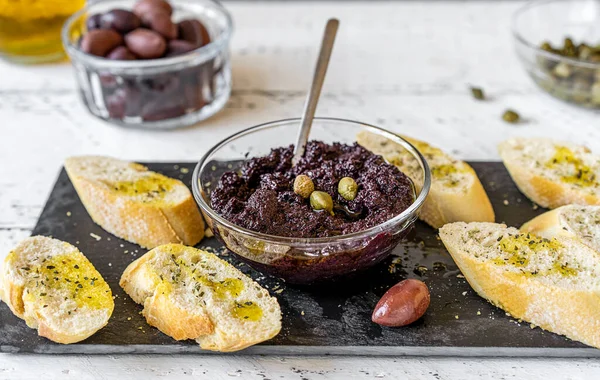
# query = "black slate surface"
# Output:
<box><xmin>1</xmin><ymin>162</ymin><xmax>598</xmax><ymax>356</ymax></box>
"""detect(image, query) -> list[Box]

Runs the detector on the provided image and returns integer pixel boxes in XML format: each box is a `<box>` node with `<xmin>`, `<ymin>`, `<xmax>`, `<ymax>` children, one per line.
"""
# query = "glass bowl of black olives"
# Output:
<box><xmin>513</xmin><ymin>0</ymin><xmax>600</xmax><ymax>108</ymax></box>
<box><xmin>62</xmin><ymin>0</ymin><xmax>232</xmax><ymax>129</ymax></box>
<box><xmin>192</xmin><ymin>118</ymin><xmax>431</xmax><ymax>284</ymax></box>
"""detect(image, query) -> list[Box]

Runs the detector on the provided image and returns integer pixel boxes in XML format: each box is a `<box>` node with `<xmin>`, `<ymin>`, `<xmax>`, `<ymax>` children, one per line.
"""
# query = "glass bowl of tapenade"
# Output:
<box><xmin>62</xmin><ymin>0</ymin><xmax>232</xmax><ymax>129</ymax></box>
<box><xmin>513</xmin><ymin>0</ymin><xmax>600</xmax><ymax>108</ymax></box>
<box><xmin>192</xmin><ymin>118</ymin><xmax>431</xmax><ymax>284</ymax></box>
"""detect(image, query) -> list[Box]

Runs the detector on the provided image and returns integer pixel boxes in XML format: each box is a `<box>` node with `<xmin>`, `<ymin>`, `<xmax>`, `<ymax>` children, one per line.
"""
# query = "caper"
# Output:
<box><xmin>310</xmin><ymin>191</ymin><xmax>334</xmax><ymax>215</ymax></box>
<box><xmin>293</xmin><ymin>174</ymin><xmax>314</xmax><ymax>198</ymax></box>
<box><xmin>502</xmin><ymin>109</ymin><xmax>520</xmax><ymax>124</ymax></box>
<box><xmin>470</xmin><ymin>86</ymin><xmax>485</xmax><ymax>100</ymax></box>
<box><xmin>338</xmin><ymin>177</ymin><xmax>358</xmax><ymax>201</ymax></box>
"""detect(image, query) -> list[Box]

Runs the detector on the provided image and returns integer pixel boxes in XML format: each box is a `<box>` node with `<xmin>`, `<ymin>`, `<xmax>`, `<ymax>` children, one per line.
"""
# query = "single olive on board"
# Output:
<box><xmin>372</xmin><ymin>279</ymin><xmax>430</xmax><ymax>327</ymax></box>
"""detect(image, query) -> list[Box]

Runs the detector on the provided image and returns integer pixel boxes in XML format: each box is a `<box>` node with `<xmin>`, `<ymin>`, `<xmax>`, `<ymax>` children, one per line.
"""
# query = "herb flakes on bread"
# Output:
<box><xmin>120</xmin><ymin>244</ymin><xmax>282</xmax><ymax>352</ymax></box>
<box><xmin>357</xmin><ymin>131</ymin><xmax>494</xmax><ymax>228</ymax></box>
<box><xmin>498</xmin><ymin>138</ymin><xmax>600</xmax><ymax>209</ymax></box>
<box><xmin>522</xmin><ymin>205</ymin><xmax>600</xmax><ymax>253</ymax></box>
<box><xmin>0</xmin><ymin>236</ymin><xmax>114</xmax><ymax>344</ymax></box>
<box><xmin>439</xmin><ymin>222</ymin><xmax>600</xmax><ymax>349</ymax></box>
<box><xmin>65</xmin><ymin>156</ymin><xmax>205</xmax><ymax>249</ymax></box>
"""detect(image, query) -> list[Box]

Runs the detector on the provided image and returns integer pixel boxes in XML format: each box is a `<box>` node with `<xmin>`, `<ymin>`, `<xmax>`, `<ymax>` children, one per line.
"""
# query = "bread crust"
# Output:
<box><xmin>120</xmin><ymin>244</ymin><xmax>282</xmax><ymax>352</ymax></box>
<box><xmin>357</xmin><ymin>131</ymin><xmax>495</xmax><ymax>228</ymax></box>
<box><xmin>1</xmin><ymin>236</ymin><xmax>114</xmax><ymax>344</ymax></box>
<box><xmin>143</xmin><ymin>286</ymin><xmax>214</xmax><ymax>340</ymax></box>
<box><xmin>502</xmin><ymin>160</ymin><xmax>600</xmax><ymax>209</ymax></box>
<box><xmin>418</xmin><ymin>164</ymin><xmax>495</xmax><ymax>228</ymax></box>
<box><xmin>440</xmin><ymin>223</ymin><xmax>600</xmax><ymax>349</ymax></box>
<box><xmin>499</xmin><ymin>139</ymin><xmax>600</xmax><ymax>209</ymax></box>
<box><xmin>520</xmin><ymin>207</ymin><xmax>573</xmax><ymax>239</ymax></box>
<box><xmin>65</xmin><ymin>157</ymin><xmax>205</xmax><ymax>249</ymax></box>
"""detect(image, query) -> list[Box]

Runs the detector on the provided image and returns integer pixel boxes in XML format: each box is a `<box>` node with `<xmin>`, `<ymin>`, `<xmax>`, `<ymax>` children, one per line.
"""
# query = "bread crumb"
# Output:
<box><xmin>530</xmin><ymin>323</ymin><xmax>536</xmax><ymax>329</ymax></box>
<box><xmin>120</xmin><ymin>244</ymin><xmax>124</xmax><ymax>248</ymax></box>
<box><xmin>457</xmin><ymin>274</ymin><xmax>465</xmax><ymax>278</ymax></box>
<box><xmin>301</xmin><ymin>311</ymin><xmax>305</xmax><ymax>316</ymax></box>
<box><xmin>204</xmin><ymin>228</ymin><xmax>214</xmax><ymax>238</ymax></box>
<box><xmin>108</xmin><ymin>263</ymin><xmax>112</xmax><ymax>267</ymax></box>
<box><xmin>532</xmin><ymin>203</ymin><xmax>539</xmax><ymax>210</ymax></box>
<box><xmin>477</xmin><ymin>311</ymin><xmax>481</xmax><ymax>316</ymax></box>
<box><xmin>90</xmin><ymin>233</ymin><xmax>101</xmax><ymax>241</ymax></box>
<box><xmin>275</xmin><ymin>289</ymin><xmax>284</xmax><ymax>294</ymax></box>
<box><xmin>107</xmin><ymin>237</ymin><xmax>111</xmax><ymax>241</ymax></box>
<box><xmin>66</xmin><ymin>211</ymin><xmax>72</xmax><ymax>217</ymax></box>
<box><xmin>180</xmin><ymin>167</ymin><xmax>189</xmax><ymax>174</ymax></box>
<box><xmin>127</xmin><ymin>317</ymin><xmax>132</xmax><ymax>321</ymax></box>
<box><xmin>503</xmin><ymin>200</ymin><xmax>509</xmax><ymax>206</ymax></box>
<box><xmin>461</xmin><ymin>291</ymin><xmax>467</xmax><ymax>296</ymax></box>
<box><xmin>455</xmin><ymin>315</ymin><xmax>459</xmax><ymax>319</ymax></box>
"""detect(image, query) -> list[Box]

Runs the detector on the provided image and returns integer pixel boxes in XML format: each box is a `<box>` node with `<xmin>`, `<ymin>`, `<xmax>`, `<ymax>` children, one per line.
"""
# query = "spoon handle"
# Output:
<box><xmin>292</xmin><ymin>18</ymin><xmax>339</xmax><ymax>165</ymax></box>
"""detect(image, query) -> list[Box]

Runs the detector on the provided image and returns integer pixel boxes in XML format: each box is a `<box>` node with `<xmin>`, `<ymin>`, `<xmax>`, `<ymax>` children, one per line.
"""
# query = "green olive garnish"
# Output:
<box><xmin>293</xmin><ymin>174</ymin><xmax>314</xmax><ymax>199</ymax></box>
<box><xmin>338</xmin><ymin>177</ymin><xmax>358</xmax><ymax>201</ymax></box>
<box><xmin>310</xmin><ymin>191</ymin><xmax>334</xmax><ymax>215</ymax></box>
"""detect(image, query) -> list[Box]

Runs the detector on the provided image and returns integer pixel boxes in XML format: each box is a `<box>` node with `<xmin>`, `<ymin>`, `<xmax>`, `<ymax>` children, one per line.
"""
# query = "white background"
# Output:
<box><xmin>1</xmin><ymin>1</ymin><xmax>599</xmax><ymax>378</ymax></box>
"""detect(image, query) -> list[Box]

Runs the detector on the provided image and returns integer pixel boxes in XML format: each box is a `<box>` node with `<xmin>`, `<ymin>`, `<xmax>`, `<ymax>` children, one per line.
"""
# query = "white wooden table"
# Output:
<box><xmin>1</xmin><ymin>1</ymin><xmax>600</xmax><ymax>378</ymax></box>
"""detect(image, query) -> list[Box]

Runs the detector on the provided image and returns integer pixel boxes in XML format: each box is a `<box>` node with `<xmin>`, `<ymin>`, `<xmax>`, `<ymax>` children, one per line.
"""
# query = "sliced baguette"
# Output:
<box><xmin>439</xmin><ymin>222</ymin><xmax>600</xmax><ymax>349</ymax></box>
<box><xmin>120</xmin><ymin>244</ymin><xmax>281</xmax><ymax>352</ymax></box>
<box><xmin>0</xmin><ymin>236</ymin><xmax>114</xmax><ymax>344</ymax></box>
<box><xmin>65</xmin><ymin>156</ymin><xmax>204</xmax><ymax>249</ymax></box>
<box><xmin>522</xmin><ymin>205</ymin><xmax>600</xmax><ymax>253</ymax></box>
<box><xmin>357</xmin><ymin>131</ymin><xmax>494</xmax><ymax>228</ymax></box>
<box><xmin>498</xmin><ymin>138</ymin><xmax>600</xmax><ymax>209</ymax></box>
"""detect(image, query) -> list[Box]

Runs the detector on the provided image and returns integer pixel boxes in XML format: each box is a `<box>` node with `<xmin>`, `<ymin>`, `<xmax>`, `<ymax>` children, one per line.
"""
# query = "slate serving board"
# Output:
<box><xmin>1</xmin><ymin>162</ymin><xmax>598</xmax><ymax>357</ymax></box>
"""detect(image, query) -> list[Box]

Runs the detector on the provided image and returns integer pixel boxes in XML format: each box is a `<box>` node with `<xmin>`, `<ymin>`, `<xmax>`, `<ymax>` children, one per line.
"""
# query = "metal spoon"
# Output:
<box><xmin>292</xmin><ymin>18</ymin><xmax>339</xmax><ymax>166</ymax></box>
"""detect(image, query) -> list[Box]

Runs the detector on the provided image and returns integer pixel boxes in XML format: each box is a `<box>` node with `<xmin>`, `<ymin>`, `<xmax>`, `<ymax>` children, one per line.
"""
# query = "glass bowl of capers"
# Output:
<box><xmin>513</xmin><ymin>0</ymin><xmax>600</xmax><ymax>108</ymax></box>
<box><xmin>191</xmin><ymin>117</ymin><xmax>431</xmax><ymax>284</ymax></box>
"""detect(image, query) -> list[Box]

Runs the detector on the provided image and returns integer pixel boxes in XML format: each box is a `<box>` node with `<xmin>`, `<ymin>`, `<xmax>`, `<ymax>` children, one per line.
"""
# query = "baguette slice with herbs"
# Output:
<box><xmin>439</xmin><ymin>222</ymin><xmax>600</xmax><ymax>349</ymax></box>
<box><xmin>357</xmin><ymin>131</ymin><xmax>494</xmax><ymax>228</ymax></box>
<box><xmin>498</xmin><ymin>138</ymin><xmax>600</xmax><ymax>209</ymax></box>
<box><xmin>65</xmin><ymin>156</ymin><xmax>205</xmax><ymax>249</ymax></box>
<box><xmin>521</xmin><ymin>205</ymin><xmax>600</xmax><ymax>253</ymax></box>
<box><xmin>120</xmin><ymin>244</ymin><xmax>282</xmax><ymax>352</ymax></box>
<box><xmin>0</xmin><ymin>236</ymin><xmax>114</xmax><ymax>344</ymax></box>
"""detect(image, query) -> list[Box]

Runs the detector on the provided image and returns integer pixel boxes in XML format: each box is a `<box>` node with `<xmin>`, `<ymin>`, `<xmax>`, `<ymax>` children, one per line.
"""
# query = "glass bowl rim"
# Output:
<box><xmin>191</xmin><ymin>117</ymin><xmax>432</xmax><ymax>246</ymax></box>
<box><xmin>61</xmin><ymin>0</ymin><xmax>233</xmax><ymax>69</ymax></box>
<box><xmin>512</xmin><ymin>0</ymin><xmax>600</xmax><ymax>69</ymax></box>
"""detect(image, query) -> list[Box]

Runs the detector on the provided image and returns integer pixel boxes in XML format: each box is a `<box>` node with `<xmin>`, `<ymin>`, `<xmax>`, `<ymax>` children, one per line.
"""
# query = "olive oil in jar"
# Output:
<box><xmin>0</xmin><ymin>0</ymin><xmax>85</xmax><ymax>63</ymax></box>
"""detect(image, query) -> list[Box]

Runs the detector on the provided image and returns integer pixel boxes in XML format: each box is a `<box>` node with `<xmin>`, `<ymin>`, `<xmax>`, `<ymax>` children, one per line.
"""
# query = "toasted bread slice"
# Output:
<box><xmin>439</xmin><ymin>222</ymin><xmax>600</xmax><ymax>349</ymax></box>
<box><xmin>120</xmin><ymin>244</ymin><xmax>281</xmax><ymax>352</ymax></box>
<box><xmin>522</xmin><ymin>205</ymin><xmax>600</xmax><ymax>253</ymax></box>
<box><xmin>357</xmin><ymin>131</ymin><xmax>494</xmax><ymax>228</ymax></box>
<box><xmin>65</xmin><ymin>156</ymin><xmax>204</xmax><ymax>249</ymax></box>
<box><xmin>498</xmin><ymin>138</ymin><xmax>600</xmax><ymax>209</ymax></box>
<box><xmin>0</xmin><ymin>236</ymin><xmax>113</xmax><ymax>344</ymax></box>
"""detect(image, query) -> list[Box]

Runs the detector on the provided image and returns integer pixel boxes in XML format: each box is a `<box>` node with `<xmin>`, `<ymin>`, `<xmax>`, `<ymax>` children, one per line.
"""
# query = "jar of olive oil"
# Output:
<box><xmin>0</xmin><ymin>0</ymin><xmax>85</xmax><ymax>63</ymax></box>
